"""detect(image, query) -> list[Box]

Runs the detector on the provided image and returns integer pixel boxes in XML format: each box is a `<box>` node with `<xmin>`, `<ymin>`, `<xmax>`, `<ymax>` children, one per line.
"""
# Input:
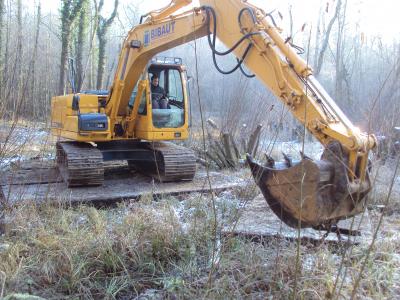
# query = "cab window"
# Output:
<box><xmin>168</xmin><ymin>69</ymin><xmax>183</xmax><ymax>105</ymax></box>
<box><xmin>151</xmin><ymin>67</ymin><xmax>185</xmax><ymax>129</ymax></box>
<box><xmin>128</xmin><ymin>80</ymin><xmax>147</xmax><ymax>115</ymax></box>
<box><xmin>128</xmin><ymin>82</ymin><xmax>138</xmax><ymax>108</ymax></box>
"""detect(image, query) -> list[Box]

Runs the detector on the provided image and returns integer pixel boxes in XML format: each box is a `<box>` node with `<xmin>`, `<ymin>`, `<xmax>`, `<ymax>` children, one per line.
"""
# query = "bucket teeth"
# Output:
<box><xmin>264</xmin><ymin>153</ymin><xmax>275</xmax><ymax>168</ymax></box>
<box><xmin>300</xmin><ymin>151</ymin><xmax>311</xmax><ymax>160</ymax></box>
<box><xmin>282</xmin><ymin>152</ymin><xmax>293</xmax><ymax>167</ymax></box>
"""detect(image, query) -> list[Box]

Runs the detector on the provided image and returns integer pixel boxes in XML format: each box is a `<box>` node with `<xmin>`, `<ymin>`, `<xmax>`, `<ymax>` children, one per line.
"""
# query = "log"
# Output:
<box><xmin>205</xmin><ymin>150</ymin><xmax>224</xmax><ymax>169</ymax></box>
<box><xmin>203</xmin><ymin>124</ymin><xmax>263</xmax><ymax>169</ymax></box>
<box><xmin>0</xmin><ymin>167</ymin><xmax>61</xmax><ymax>186</ymax></box>
<box><xmin>241</xmin><ymin>137</ymin><xmax>247</xmax><ymax>154</ymax></box>
<box><xmin>196</xmin><ymin>157</ymin><xmax>211</xmax><ymax>168</ymax></box>
<box><xmin>213</xmin><ymin>144</ymin><xmax>230</xmax><ymax>168</ymax></box>
<box><xmin>230</xmin><ymin>133</ymin><xmax>241</xmax><ymax>160</ymax></box>
<box><xmin>247</xmin><ymin>124</ymin><xmax>263</xmax><ymax>155</ymax></box>
<box><xmin>214</xmin><ymin>139</ymin><xmax>226</xmax><ymax>158</ymax></box>
<box><xmin>222</xmin><ymin>133</ymin><xmax>236</xmax><ymax>168</ymax></box>
<box><xmin>207</xmin><ymin>118</ymin><xmax>219</xmax><ymax>130</ymax></box>
<box><xmin>252</xmin><ymin>132</ymin><xmax>261</xmax><ymax>157</ymax></box>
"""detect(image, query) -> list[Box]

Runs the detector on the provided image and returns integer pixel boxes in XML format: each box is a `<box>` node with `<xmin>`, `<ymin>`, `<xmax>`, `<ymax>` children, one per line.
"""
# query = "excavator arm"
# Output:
<box><xmin>106</xmin><ymin>0</ymin><xmax>376</xmax><ymax>229</ymax></box>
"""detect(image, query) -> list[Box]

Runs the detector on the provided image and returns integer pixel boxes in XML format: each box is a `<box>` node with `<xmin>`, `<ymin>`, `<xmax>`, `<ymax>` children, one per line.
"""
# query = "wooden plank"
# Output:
<box><xmin>2</xmin><ymin>170</ymin><xmax>246</xmax><ymax>205</ymax></box>
<box><xmin>222</xmin><ymin>195</ymin><xmax>372</xmax><ymax>245</ymax></box>
<box><xmin>222</xmin><ymin>133</ymin><xmax>236</xmax><ymax>167</ymax></box>
<box><xmin>0</xmin><ymin>160</ymin><xmax>138</xmax><ymax>186</ymax></box>
<box><xmin>8</xmin><ymin>159</ymin><xmax>56</xmax><ymax>170</ymax></box>
<box><xmin>247</xmin><ymin>124</ymin><xmax>262</xmax><ymax>156</ymax></box>
<box><xmin>230</xmin><ymin>133</ymin><xmax>241</xmax><ymax>160</ymax></box>
<box><xmin>0</xmin><ymin>168</ymin><xmax>62</xmax><ymax>186</ymax></box>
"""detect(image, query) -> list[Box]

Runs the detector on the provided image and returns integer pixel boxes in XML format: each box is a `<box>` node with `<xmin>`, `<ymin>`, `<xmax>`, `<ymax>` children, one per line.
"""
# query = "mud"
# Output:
<box><xmin>0</xmin><ymin>160</ymin><xmax>246</xmax><ymax>205</ymax></box>
<box><xmin>223</xmin><ymin>195</ymin><xmax>373</xmax><ymax>245</ymax></box>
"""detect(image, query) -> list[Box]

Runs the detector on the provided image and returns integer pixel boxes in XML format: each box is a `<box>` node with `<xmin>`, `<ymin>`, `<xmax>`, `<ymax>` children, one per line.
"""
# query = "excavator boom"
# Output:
<box><xmin>197</xmin><ymin>0</ymin><xmax>376</xmax><ymax>229</ymax></box>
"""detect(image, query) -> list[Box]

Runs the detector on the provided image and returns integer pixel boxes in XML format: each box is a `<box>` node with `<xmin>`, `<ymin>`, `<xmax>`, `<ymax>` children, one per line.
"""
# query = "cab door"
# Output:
<box><xmin>134</xmin><ymin>64</ymin><xmax>189</xmax><ymax>141</ymax></box>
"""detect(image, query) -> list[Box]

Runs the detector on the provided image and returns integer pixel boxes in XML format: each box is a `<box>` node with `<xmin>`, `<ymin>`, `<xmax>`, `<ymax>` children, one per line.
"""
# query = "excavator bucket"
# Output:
<box><xmin>247</xmin><ymin>142</ymin><xmax>372</xmax><ymax>229</ymax></box>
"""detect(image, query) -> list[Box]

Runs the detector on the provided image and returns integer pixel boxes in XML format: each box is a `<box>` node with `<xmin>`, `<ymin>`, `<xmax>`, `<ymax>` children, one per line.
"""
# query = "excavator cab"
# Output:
<box><xmin>131</xmin><ymin>57</ymin><xmax>190</xmax><ymax>141</ymax></box>
<box><xmin>149</xmin><ymin>58</ymin><xmax>186</xmax><ymax>129</ymax></box>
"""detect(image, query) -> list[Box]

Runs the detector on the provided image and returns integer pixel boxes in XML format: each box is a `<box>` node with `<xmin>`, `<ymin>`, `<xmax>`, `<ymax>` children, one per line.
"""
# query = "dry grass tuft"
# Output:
<box><xmin>0</xmin><ymin>202</ymin><xmax>193</xmax><ymax>298</ymax></box>
<box><xmin>1</xmin><ymin>191</ymin><xmax>400</xmax><ymax>299</ymax></box>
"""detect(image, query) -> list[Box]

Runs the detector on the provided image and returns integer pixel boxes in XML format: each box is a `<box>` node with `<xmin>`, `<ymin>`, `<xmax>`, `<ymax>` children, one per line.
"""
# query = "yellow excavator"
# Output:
<box><xmin>51</xmin><ymin>0</ymin><xmax>377</xmax><ymax>230</ymax></box>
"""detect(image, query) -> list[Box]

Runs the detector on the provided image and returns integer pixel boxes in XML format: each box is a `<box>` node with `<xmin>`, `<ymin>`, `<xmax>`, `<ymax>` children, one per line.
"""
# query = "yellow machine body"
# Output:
<box><xmin>51</xmin><ymin>94</ymin><xmax>111</xmax><ymax>141</ymax></box>
<box><xmin>51</xmin><ymin>62</ymin><xmax>190</xmax><ymax>142</ymax></box>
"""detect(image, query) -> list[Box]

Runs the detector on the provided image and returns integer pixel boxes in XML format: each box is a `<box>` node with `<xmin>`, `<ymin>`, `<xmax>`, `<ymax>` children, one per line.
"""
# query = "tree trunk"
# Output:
<box><xmin>335</xmin><ymin>0</ymin><xmax>347</xmax><ymax>102</ymax></box>
<box><xmin>14</xmin><ymin>0</ymin><xmax>22</xmax><ymax>119</ymax></box>
<box><xmin>95</xmin><ymin>0</ymin><xmax>118</xmax><ymax>90</ymax></box>
<box><xmin>0</xmin><ymin>0</ymin><xmax>5</xmax><ymax>94</ymax></box>
<box><xmin>313</xmin><ymin>0</ymin><xmax>323</xmax><ymax>69</ymax></box>
<box><xmin>88</xmin><ymin>15</ymin><xmax>95</xmax><ymax>90</ymax></box>
<box><xmin>76</xmin><ymin>1</ymin><xmax>89</xmax><ymax>91</ymax></box>
<box><xmin>222</xmin><ymin>133</ymin><xmax>236</xmax><ymax>167</ymax></box>
<box><xmin>58</xmin><ymin>0</ymin><xmax>86</xmax><ymax>95</ymax></box>
<box><xmin>1</xmin><ymin>0</ymin><xmax>10</xmax><ymax>103</ymax></box>
<box><xmin>58</xmin><ymin>28</ymin><xmax>71</xmax><ymax>94</ymax></box>
<box><xmin>96</xmin><ymin>34</ymin><xmax>106</xmax><ymax>89</ymax></box>
<box><xmin>314</xmin><ymin>0</ymin><xmax>342</xmax><ymax>77</ymax></box>
<box><xmin>30</xmin><ymin>3</ymin><xmax>41</xmax><ymax>118</ymax></box>
<box><xmin>247</xmin><ymin>124</ymin><xmax>263</xmax><ymax>156</ymax></box>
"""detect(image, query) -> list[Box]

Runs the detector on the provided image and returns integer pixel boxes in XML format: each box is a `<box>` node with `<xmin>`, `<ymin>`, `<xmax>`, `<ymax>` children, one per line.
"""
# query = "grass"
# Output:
<box><xmin>1</xmin><ymin>186</ymin><xmax>400</xmax><ymax>299</ymax></box>
<box><xmin>1</xmin><ymin>202</ymin><xmax>192</xmax><ymax>298</ymax></box>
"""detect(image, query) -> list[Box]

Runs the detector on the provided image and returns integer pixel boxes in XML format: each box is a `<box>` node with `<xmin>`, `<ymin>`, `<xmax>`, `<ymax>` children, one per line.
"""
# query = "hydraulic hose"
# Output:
<box><xmin>239</xmin><ymin>61</ymin><xmax>256</xmax><ymax>78</ymax></box>
<box><xmin>202</xmin><ymin>6</ymin><xmax>260</xmax><ymax>76</ymax></box>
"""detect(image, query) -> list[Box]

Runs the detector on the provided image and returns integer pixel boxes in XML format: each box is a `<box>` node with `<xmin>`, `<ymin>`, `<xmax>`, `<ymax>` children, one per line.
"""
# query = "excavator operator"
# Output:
<box><xmin>151</xmin><ymin>74</ymin><xmax>169</xmax><ymax>109</ymax></box>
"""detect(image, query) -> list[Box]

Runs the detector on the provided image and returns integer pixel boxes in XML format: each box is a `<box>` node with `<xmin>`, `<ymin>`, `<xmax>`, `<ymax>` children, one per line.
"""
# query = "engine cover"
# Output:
<box><xmin>78</xmin><ymin>114</ymin><xmax>108</xmax><ymax>131</ymax></box>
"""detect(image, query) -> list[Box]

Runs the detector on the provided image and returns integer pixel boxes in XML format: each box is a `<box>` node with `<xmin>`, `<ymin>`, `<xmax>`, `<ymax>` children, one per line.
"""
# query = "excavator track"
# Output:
<box><xmin>56</xmin><ymin>142</ymin><xmax>104</xmax><ymax>187</ymax></box>
<box><xmin>129</xmin><ymin>142</ymin><xmax>196</xmax><ymax>182</ymax></box>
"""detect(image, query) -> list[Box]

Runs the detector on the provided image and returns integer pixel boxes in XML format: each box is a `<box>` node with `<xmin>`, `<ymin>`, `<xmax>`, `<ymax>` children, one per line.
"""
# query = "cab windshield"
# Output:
<box><xmin>149</xmin><ymin>67</ymin><xmax>185</xmax><ymax>128</ymax></box>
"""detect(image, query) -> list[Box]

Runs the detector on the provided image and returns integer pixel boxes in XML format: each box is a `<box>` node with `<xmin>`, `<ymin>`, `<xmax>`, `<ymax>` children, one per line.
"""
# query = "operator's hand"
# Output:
<box><xmin>159</xmin><ymin>96</ymin><xmax>169</xmax><ymax>109</ymax></box>
<box><xmin>152</xmin><ymin>93</ymin><xmax>163</xmax><ymax>101</ymax></box>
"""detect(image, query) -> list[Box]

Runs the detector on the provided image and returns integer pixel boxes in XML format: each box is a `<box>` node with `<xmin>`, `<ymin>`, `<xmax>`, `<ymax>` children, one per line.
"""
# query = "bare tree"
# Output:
<box><xmin>25</xmin><ymin>3</ymin><xmax>41</xmax><ymax>118</ymax></box>
<box><xmin>58</xmin><ymin>0</ymin><xmax>85</xmax><ymax>94</ymax></box>
<box><xmin>1</xmin><ymin>0</ymin><xmax>11</xmax><ymax>102</ymax></box>
<box><xmin>75</xmin><ymin>0</ymin><xmax>89</xmax><ymax>91</ymax></box>
<box><xmin>312</xmin><ymin>0</ymin><xmax>324</xmax><ymax>69</ymax></box>
<box><xmin>335</xmin><ymin>0</ymin><xmax>348</xmax><ymax>101</ymax></box>
<box><xmin>314</xmin><ymin>0</ymin><xmax>342</xmax><ymax>77</ymax></box>
<box><xmin>95</xmin><ymin>0</ymin><xmax>118</xmax><ymax>90</ymax></box>
<box><xmin>13</xmin><ymin>0</ymin><xmax>22</xmax><ymax>118</ymax></box>
<box><xmin>0</xmin><ymin>0</ymin><xmax>5</xmax><ymax>91</ymax></box>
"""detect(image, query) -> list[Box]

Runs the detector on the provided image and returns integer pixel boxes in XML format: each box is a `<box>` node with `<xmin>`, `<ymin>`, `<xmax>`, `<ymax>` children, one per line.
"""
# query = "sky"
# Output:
<box><xmin>37</xmin><ymin>0</ymin><xmax>399</xmax><ymax>41</ymax></box>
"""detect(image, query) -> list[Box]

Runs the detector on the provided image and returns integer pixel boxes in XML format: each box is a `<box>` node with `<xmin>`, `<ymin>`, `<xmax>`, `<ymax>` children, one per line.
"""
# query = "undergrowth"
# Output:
<box><xmin>1</xmin><ymin>193</ymin><xmax>400</xmax><ymax>299</ymax></box>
